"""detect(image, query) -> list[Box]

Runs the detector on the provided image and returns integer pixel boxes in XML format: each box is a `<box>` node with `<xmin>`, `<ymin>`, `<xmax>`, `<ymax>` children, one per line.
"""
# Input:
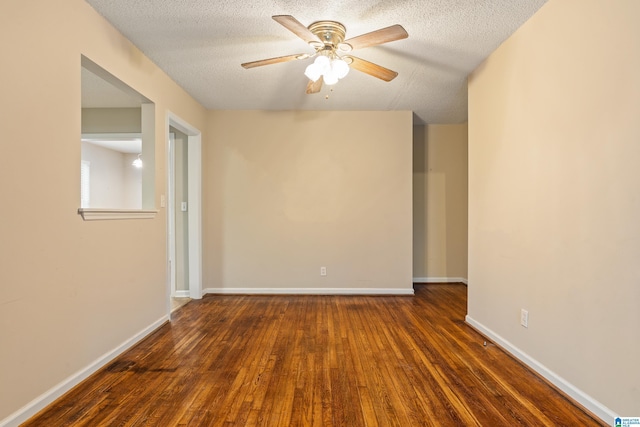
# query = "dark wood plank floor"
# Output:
<box><xmin>23</xmin><ymin>284</ymin><xmax>605</xmax><ymax>426</ymax></box>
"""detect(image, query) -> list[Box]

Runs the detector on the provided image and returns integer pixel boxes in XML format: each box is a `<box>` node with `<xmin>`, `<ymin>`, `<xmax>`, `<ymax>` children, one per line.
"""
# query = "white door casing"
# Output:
<box><xmin>166</xmin><ymin>112</ymin><xmax>202</xmax><ymax>315</ymax></box>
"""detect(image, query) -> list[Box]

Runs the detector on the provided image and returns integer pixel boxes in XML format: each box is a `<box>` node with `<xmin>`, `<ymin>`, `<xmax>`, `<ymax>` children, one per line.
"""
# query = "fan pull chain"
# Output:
<box><xmin>325</xmin><ymin>87</ymin><xmax>334</xmax><ymax>100</ymax></box>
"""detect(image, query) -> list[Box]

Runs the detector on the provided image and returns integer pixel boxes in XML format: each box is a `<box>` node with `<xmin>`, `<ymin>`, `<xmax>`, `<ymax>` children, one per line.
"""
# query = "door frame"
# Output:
<box><xmin>166</xmin><ymin>112</ymin><xmax>202</xmax><ymax>314</ymax></box>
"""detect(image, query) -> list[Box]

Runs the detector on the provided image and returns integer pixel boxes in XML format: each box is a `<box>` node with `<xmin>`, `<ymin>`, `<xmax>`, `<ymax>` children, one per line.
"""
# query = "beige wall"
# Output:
<box><xmin>468</xmin><ymin>0</ymin><xmax>640</xmax><ymax>418</ymax></box>
<box><xmin>81</xmin><ymin>107</ymin><xmax>142</xmax><ymax>134</ymax></box>
<box><xmin>413</xmin><ymin>124</ymin><xmax>468</xmax><ymax>281</ymax></box>
<box><xmin>204</xmin><ymin>110</ymin><xmax>413</xmax><ymax>292</ymax></box>
<box><xmin>0</xmin><ymin>0</ymin><xmax>206</xmax><ymax>422</ymax></box>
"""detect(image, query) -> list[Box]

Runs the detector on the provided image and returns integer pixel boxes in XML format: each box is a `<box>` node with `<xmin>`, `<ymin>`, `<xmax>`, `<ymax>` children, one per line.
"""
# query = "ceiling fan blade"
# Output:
<box><xmin>345</xmin><ymin>56</ymin><xmax>398</xmax><ymax>82</ymax></box>
<box><xmin>241</xmin><ymin>53</ymin><xmax>308</xmax><ymax>69</ymax></box>
<box><xmin>343</xmin><ymin>24</ymin><xmax>408</xmax><ymax>51</ymax></box>
<box><xmin>306</xmin><ymin>77</ymin><xmax>323</xmax><ymax>94</ymax></box>
<box><xmin>273</xmin><ymin>15</ymin><xmax>321</xmax><ymax>44</ymax></box>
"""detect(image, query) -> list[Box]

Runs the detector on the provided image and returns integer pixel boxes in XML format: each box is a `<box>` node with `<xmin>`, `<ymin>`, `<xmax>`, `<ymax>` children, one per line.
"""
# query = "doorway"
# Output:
<box><xmin>169</xmin><ymin>129</ymin><xmax>190</xmax><ymax>310</ymax></box>
<box><xmin>167</xmin><ymin>113</ymin><xmax>202</xmax><ymax>318</ymax></box>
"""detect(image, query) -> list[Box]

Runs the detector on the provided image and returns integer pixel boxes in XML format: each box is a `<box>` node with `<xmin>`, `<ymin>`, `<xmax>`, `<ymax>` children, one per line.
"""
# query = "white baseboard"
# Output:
<box><xmin>413</xmin><ymin>277</ymin><xmax>468</xmax><ymax>285</ymax></box>
<box><xmin>172</xmin><ymin>290</ymin><xmax>190</xmax><ymax>298</ymax></box>
<box><xmin>203</xmin><ymin>287</ymin><xmax>415</xmax><ymax>295</ymax></box>
<box><xmin>0</xmin><ymin>315</ymin><xmax>169</xmax><ymax>427</ymax></box>
<box><xmin>465</xmin><ymin>315</ymin><xmax>615</xmax><ymax>424</ymax></box>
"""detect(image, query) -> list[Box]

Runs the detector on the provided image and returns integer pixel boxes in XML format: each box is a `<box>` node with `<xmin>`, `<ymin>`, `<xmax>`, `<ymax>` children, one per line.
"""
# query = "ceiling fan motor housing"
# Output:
<box><xmin>308</xmin><ymin>21</ymin><xmax>347</xmax><ymax>49</ymax></box>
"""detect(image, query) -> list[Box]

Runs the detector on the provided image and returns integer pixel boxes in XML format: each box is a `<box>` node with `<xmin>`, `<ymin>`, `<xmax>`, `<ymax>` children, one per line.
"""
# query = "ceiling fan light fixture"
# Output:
<box><xmin>304</xmin><ymin>55</ymin><xmax>349</xmax><ymax>86</ymax></box>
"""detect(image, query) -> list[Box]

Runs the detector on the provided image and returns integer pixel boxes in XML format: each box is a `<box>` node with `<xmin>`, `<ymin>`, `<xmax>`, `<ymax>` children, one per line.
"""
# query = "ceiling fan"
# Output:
<box><xmin>241</xmin><ymin>15</ymin><xmax>408</xmax><ymax>94</ymax></box>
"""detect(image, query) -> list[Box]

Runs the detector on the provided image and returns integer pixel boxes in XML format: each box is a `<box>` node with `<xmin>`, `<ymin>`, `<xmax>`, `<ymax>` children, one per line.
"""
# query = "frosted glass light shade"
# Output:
<box><xmin>323</xmin><ymin>71</ymin><xmax>339</xmax><ymax>85</ymax></box>
<box><xmin>305</xmin><ymin>63</ymin><xmax>322</xmax><ymax>82</ymax></box>
<box><xmin>314</xmin><ymin>55</ymin><xmax>330</xmax><ymax>72</ymax></box>
<box><xmin>332</xmin><ymin>59</ymin><xmax>349</xmax><ymax>79</ymax></box>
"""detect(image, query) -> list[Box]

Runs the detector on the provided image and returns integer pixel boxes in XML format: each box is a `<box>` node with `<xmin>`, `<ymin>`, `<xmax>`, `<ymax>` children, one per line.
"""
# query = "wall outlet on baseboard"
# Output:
<box><xmin>520</xmin><ymin>309</ymin><xmax>529</xmax><ymax>328</ymax></box>
<box><xmin>320</xmin><ymin>266</ymin><xmax>327</xmax><ymax>276</ymax></box>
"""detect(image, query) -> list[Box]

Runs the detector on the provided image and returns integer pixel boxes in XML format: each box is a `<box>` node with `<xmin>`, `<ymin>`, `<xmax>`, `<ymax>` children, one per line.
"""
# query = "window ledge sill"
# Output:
<box><xmin>78</xmin><ymin>208</ymin><xmax>158</xmax><ymax>221</ymax></box>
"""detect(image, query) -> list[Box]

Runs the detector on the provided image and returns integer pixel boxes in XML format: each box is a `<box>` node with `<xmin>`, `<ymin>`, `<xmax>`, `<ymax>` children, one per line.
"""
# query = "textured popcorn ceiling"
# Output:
<box><xmin>85</xmin><ymin>0</ymin><xmax>547</xmax><ymax>124</ymax></box>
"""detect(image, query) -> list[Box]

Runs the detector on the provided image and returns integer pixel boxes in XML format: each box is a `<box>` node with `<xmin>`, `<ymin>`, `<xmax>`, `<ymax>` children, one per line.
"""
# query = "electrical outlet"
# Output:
<box><xmin>520</xmin><ymin>309</ymin><xmax>529</xmax><ymax>328</ymax></box>
<box><xmin>320</xmin><ymin>266</ymin><xmax>327</xmax><ymax>276</ymax></box>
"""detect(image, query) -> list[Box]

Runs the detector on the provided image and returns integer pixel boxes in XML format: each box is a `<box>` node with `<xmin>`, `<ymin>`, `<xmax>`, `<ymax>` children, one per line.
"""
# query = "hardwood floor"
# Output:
<box><xmin>171</xmin><ymin>297</ymin><xmax>191</xmax><ymax>313</ymax></box>
<box><xmin>23</xmin><ymin>285</ymin><xmax>605</xmax><ymax>426</ymax></box>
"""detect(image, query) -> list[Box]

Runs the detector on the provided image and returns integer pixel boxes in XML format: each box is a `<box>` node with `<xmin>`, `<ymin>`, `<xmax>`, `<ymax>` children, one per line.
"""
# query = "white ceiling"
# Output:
<box><xmin>84</xmin><ymin>0</ymin><xmax>547</xmax><ymax>124</ymax></box>
<box><xmin>82</xmin><ymin>135</ymin><xmax>142</xmax><ymax>154</ymax></box>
